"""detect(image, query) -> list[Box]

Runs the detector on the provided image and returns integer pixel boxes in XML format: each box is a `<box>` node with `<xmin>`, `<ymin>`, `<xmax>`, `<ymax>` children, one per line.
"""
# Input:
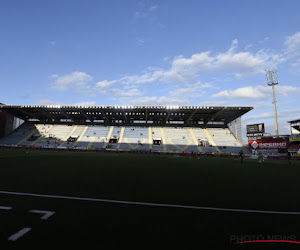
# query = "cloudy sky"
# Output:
<box><xmin>0</xmin><ymin>0</ymin><xmax>300</xmax><ymax>138</ymax></box>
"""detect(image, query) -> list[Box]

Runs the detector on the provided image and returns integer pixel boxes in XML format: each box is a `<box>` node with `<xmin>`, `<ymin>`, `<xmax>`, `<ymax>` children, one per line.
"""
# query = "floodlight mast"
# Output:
<box><xmin>265</xmin><ymin>68</ymin><xmax>279</xmax><ymax>136</ymax></box>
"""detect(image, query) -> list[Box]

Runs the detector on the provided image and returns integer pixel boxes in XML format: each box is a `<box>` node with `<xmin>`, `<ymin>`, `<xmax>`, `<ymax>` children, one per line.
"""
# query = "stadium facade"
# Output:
<box><xmin>0</xmin><ymin>104</ymin><xmax>253</xmax><ymax>154</ymax></box>
<box><xmin>287</xmin><ymin>119</ymin><xmax>300</xmax><ymax>154</ymax></box>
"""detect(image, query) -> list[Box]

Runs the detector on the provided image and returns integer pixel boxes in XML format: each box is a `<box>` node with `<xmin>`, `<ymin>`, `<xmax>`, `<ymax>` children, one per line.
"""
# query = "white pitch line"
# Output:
<box><xmin>29</xmin><ymin>209</ymin><xmax>55</xmax><ymax>220</ymax></box>
<box><xmin>0</xmin><ymin>206</ymin><xmax>12</xmax><ymax>210</ymax></box>
<box><xmin>0</xmin><ymin>190</ymin><xmax>300</xmax><ymax>215</ymax></box>
<box><xmin>8</xmin><ymin>227</ymin><xmax>31</xmax><ymax>241</ymax></box>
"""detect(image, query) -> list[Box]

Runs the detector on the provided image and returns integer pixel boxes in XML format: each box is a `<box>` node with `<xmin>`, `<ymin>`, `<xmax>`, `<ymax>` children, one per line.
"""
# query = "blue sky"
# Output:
<box><xmin>0</xmin><ymin>0</ymin><xmax>300</xmax><ymax>138</ymax></box>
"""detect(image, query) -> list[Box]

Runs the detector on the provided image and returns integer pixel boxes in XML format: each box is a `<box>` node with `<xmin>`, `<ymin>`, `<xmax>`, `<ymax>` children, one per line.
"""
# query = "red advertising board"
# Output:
<box><xmin>248</xmin><ymin>139</ymin><xmax>288</xmax><ymax>149</ymax></box>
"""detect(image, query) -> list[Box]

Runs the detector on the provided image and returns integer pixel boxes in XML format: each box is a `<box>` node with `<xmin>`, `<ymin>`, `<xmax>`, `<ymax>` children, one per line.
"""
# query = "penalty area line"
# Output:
<box><xmin>8</xmin><ymin>227</ymin><xmax>31</xmax><ymax>241</ymax></box>
<box><xmin>0</xmin><ymin>190</ymin><xmax>300</xmax><ymax>215</ymax></box>
<box><xmin>0</xmin><ymin>205</ymin><xmax>12</xmax><ymax>210</ymax></box>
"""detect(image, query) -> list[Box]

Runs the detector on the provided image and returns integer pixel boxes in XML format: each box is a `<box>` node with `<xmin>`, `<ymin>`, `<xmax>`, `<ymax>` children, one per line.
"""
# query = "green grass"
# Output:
<box><xmin>0</xmin><ymin>148</ymin><xmax>300</xmax><ymax>248</ymax></box>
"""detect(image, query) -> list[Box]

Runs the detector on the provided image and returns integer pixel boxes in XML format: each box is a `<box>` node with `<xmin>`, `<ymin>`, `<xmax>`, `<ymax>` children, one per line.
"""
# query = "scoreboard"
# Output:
<box><xmin>246</xmin><ymin>123</ymin><xmax>265</xmax><ymax>137</ymax></box>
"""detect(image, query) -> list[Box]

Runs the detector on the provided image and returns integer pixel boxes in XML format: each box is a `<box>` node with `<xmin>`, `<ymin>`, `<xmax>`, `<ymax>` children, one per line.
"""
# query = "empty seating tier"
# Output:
<box><xmin>0</xmin><ymin>123</ymin><xmax>246</xmax><ymax>154</ymax></box>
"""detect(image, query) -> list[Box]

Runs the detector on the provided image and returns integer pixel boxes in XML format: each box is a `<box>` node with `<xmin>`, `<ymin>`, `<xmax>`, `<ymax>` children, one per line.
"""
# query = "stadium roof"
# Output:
<box><xmin>0</xmin><ymin>104</ymin><xmax>253</xmax><ymax>127</ymax></box>
<box><xmin>288</xmin><ymin>119</ymin><xmax>300</xmax><ymax>123</ymax></box>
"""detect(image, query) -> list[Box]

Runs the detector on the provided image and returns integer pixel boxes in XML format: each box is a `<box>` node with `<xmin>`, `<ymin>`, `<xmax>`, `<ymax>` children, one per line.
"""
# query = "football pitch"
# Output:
<box><xmin>0</xmin><ymin>148</ymin><xmax>300</xmax><ymax>249</ymax></box>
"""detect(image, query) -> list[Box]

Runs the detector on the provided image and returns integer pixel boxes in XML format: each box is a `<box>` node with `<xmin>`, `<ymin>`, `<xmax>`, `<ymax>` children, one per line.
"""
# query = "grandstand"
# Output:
<box><xmin>0</xmin><ymin>104</ymin><xmax>252</xmax><ymax>154</ymax></box>
<box><xmin>288</xmin><ymin>119</ymin><xmax>300</xmax><ymax>155</ymax></box>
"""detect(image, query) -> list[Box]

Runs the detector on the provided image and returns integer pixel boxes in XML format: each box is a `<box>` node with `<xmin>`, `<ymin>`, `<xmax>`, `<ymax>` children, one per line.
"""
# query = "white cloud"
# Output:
<box><xmin>127</xmin><ymin>96</ymin><xmax>188</xmax><ymax>106</ymax></box>
<box><xmin>229</xmin><ymin>39</ymin><xmax>239</xmax><ymax>53</ymax></box>
<box><xmin>38</xmin><ymin>99</ymin><xmax>96</xmax><ymax>106</ymax></box>
<box><xmin>96</xmin><ymin>80</ymin><xmax>117</xmax><ymax>88</ymax></box>
<box><xmin>48</xmin><ymin>32</ymin><xmax>300</xmax><ymax>104</ymax></box>
<box><xmin>214</xmin><ymin>39</ymin><xmax>282</xmax><ymax>78</ymax></box>
<box><xmin>278</xmin><ymin>108</ymin><xmax>300</xmax><ymax>118</ymax></box>
<box><xmin>108</xmin><ymin>88</ymin><xmax>141</xmax><ymax>97</ymax></box>
<box><xmin>243</xmin><ymin>112</ymin><xmax>274</xmax><ymax>122</ymax></box>
<box><xmin>136</xmin><ymin>39</ymin><xmax>145</xmax><ymax>45</ymax></box>
<box><xmin>38</xmin><ymin>99</ymin><xmax>62</xmax><ymax>105</ymax></box>
<box><xmin>276</xmin><ymin>85</ymin><xmax>300</xmax><ymax>96</ymax></box>
<box><xmin>169</xmin><ymin>82</ymin><xmax>213</xmax><ymax>98</ymax></box>
<box><xmin>164</xmin><ymin>52</ymin><xmax>214</xmax><ymax>82</ymax></box>
<box><xmin>258</xmin><ymin>37</ymin><xmax>269</xmax><ymax>44</ymax></box>
<box><xmin>197</xmin><ymin>100</ymin><xmax>230</xmax><ymax>106</ymax></box>
<box><xmin>134</xmin><ymin>2</ymin><xmax>158</xmax><ymax>19</ymax></box>
<box><xmin>213</xmin><ymin>86</ymin><xmax>268</xmax><ymax>99</ymax></box>
<box><xmin>149</xmin><ymin>5</ymin><xmax>158</xmax><ymax>11</ymax></box>
<box><xmin>291</xmin><ymin>58</ymin><xmax>300</xmax><ymax>71</ymax></box>
<box><xmin>285</xmin><ymin>31</ymin><xmax>300</xmax><ymax>58</ymax></box>
<box><xmin>244</xmin><ymin>44</ymin><xmax>253</xmax><ymax>50</ymax></box>
<box><xmin>52</xmin><ymin>72</ymin><xmax>93</xmax><ymax>95</ymax></box>
<box><xmin>252</xmin><ymin>102</ymin><xmax>273</xmax><ymax>110</ymax></box>
<box><xmin>92</xmin><ymin>52</ymin><xmax>214</xmax><ymax>87</ymax></box>
<box><xmin>282</xmin><ymin>31</ymin><xmax>300</xmax><ymax>70</ymax></box>
<box><xmin>96</xmin><ymin>70</ymin><xmax>164</xmax><ymax>87</ymax></box>
<box><xmin>213</xmin><ymin>85</ymin><xmax>300</xmax><ymax>99</ymax></box>
<box><xmin>215</xmin><ymin>51</ymin><xmax>266</xmax><ymax>78</ymax></box>
<box><xmin>243</xmin><ymin>108</ymin><xmax>300</xmax><ymax>123</ymax></box>
<box><xmin>73</xmin><ymin>101</ymin><xmax>96</xmax><ymax>106</ymax></box>
<box><xmin>94</xmin><ymin>39</ymin><xmax>282</xmax><ymax>88</ymax></box>
<box><xmin>98</xmin><ymin>87</ymin><xmax>141</xmax><ymax>98</ymax></box>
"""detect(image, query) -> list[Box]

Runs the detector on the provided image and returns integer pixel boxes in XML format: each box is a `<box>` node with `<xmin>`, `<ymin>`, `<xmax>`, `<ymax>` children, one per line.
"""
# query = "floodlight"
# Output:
<box><xmin>265</xmin><ymin>68</ymin><xmax>279</xmax><ymax>136</ymax></box>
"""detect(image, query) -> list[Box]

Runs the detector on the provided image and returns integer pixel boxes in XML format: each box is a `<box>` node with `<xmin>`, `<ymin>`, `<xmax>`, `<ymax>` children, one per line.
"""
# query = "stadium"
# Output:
<box><xmin>0</xmin><ymin>104</ymin><xmax>252</xmax><ymax>154</ymax></box>
<box><xmin>1</xmin><ymin>103</ymin><xmax>300</xmax><ymax>248</ymax></box>
<box><xmin>2</xmin><ymin>0</ymin><xmax>300</xmax><ymax>247</ymax></box>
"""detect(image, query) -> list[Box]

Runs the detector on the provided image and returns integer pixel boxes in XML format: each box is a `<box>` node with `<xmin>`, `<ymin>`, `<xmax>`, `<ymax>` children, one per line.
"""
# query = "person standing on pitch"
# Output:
<box><xmin>287</xmin><ymin>150</ymin><xmax>291</xmax><ymax>164</ymax></box>
<box><xmin>239</xmin><ymin>150</ymin><xmax>244</xmax><ymax>163</ymax></box>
